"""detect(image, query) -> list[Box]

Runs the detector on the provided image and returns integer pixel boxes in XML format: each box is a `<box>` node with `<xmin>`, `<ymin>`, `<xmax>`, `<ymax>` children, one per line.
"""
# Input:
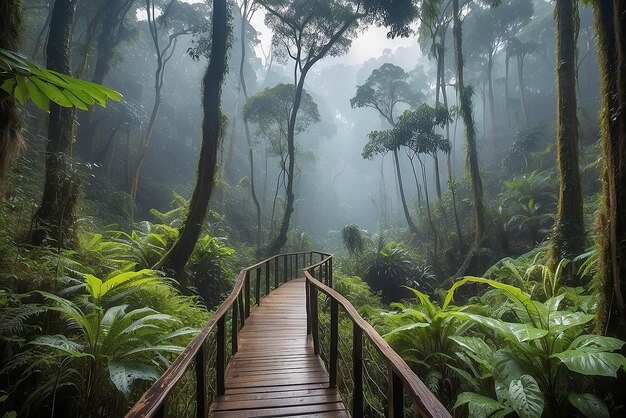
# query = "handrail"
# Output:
<box><xmin>126</xmin><ymin>251</ymin><xmax>319</xmax><ymax>418</ymax></box>
<box><xmin>304</xmin><ymin>254</ymin><xmax>451</xmax><ymax>418</ymax></box>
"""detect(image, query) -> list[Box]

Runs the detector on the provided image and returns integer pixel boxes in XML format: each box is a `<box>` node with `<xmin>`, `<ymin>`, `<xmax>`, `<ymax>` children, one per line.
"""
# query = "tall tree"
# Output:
<box><xmin>452</xmin><ymin>0</ymin><xmax>487</xmax><ymax>248</ymax></box>
<box><xmin>259</xmin><ymin>0</ymin><xmax>415</xmax><ymax>253</ymax></box>
<box><xmin>31</xmin><ymin>0</ymin><xmax>79</xmax><ymax>247</ymax></box>
<box><xmin>128</xmin><ymin>0</ymin><xmax>205</xmax><ymax>211</ymax></box>
<box><xmin>591</xmin><ymin>0</ymin><xmax>626</xmax><ymax>338</ymax></box>
<box><xmin>351</xmin><ymin>63</ymin><xmax>422</xmax><ymax>234</ymax></box>
<box><xmin>464</xmin><ymin>0</ymin><xmax>533</xmax><ymax>143</ymax></box>
<box><xmin>0</xmin><ymin>0</ymin><xmax>25</xmax><ymax>181</ymax></box>
<box><xmin>551</xmin><ymin>0</ymin><xmax>585</xmax><ymax>262</ymax></box>
<box><xmin>163</xmin><ymin>0</ymin><xmax>229</xmax><ymax>277</ymax></box>
<box><xmin>244</xmin><ymin>83</ymin><xmax>320</xmax><ymax>241</ymax></box>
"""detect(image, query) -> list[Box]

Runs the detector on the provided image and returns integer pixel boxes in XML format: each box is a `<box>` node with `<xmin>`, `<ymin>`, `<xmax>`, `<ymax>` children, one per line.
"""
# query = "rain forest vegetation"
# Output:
<box><xmin>1</xmin><ymin>0</ymin><xmax>626</xmax><ymax>416</ymax></box>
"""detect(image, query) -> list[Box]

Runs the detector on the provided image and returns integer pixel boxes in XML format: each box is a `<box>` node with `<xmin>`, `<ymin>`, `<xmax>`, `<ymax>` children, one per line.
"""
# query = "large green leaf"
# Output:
<box><xmin>452</xmin><ymin>312</ymin><xmax>546</xmax><ymax>344</ymax></box>
<box><xmin>568</xmin><ymin>393</ymin><xmax>609</xmax><ymax>418</ymax></box>
<box><xmin>454</xmin><ymin>392</ymin><xmax>513</xmax><ymax>418</ymax></box>
<box><xmin>548</xmin><ymin>311</ymin><xmax>594</xmax><ymax>333</ymax></box>
<box><xmin>449</xmin><ymin>336</ymin><xmax>494</xmax><ymax>370</ymax></box>
<box><xmin>108</xmin><ymin>361</ymin><xmax>159</xmax><ymax>397</ymax></box>
<box><xmin>444</xmin><ymin>276</ymin><xmax>543</xmax><ymax>327</ymax></box>
<box><xmin>506</xmin><ymin>375</ymin><xmax>544</xmax><ymax>418</ymax></box>
<box><xmin>552</xmin><ymin>348</ymin><xmax>626</xmax><ymax>377</ymax></box>
<box><xmin>567</xmin><ymin>334</ymin><xmax>625</xmax><ymax>352</ymax></box>
<box><xmin>29</xmin><ymin>335</ymin><xmax>92</xmax><ymax>359</ymax></box>
<box><xmin>383</xmin><ymin>322</ymin><xmax>430</xmax><ymax>338</ymax></box>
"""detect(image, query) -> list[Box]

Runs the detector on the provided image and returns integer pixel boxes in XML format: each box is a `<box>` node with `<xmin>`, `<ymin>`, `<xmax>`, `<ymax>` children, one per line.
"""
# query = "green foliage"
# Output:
<box><xmin>333</xmin><ymin>273</ymin><xmax>381</xmax><ymax>309</ymax></box>
<box><xmin>445</xmin><ymin>277</ymin><xmax>626</xmax><ymax>417</ymax></box>
<box><xmin>0</xmin><ymin>48</ymin><xmax>122</xmax><ymax>112</ymax></box>
<box><xmin>341</xmin><ymin>224</ymin><xmax>364</xmax><ymax>254</ymax></box>
<box><xmin>363</xmin><ymin>241</ymin><xmax>436</xmax><ymax>302</ymax></box>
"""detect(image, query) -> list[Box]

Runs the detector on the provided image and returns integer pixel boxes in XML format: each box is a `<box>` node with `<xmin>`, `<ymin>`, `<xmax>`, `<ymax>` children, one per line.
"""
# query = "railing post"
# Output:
<box><xmin>296</xmin><ymin>253</ymin><xmax>299</xmax><ymax>278</ymax></box>
<box><xmin>311</xmin><ymin>284</ymin><xmax>319</xmax><ymax>355</ymax></box>
<box><xmin>275</xmin><ymin>256</ymin><xmax>279</xmax><ymax>289</ymax></box>
<box><xmin>255</xmin><ymin>268</ymin><xmax>261</xmax><ymax>305</ymax></box>
<box><xmin>353</xmin><ymin>322</ymin><xmax>363</xmax><ymax>418</ymax></box>
<box><xmin>388</xmin><ymin>368</ymin><xmax>404</xmax><ymax>418</ymax></box>
<box><xmin>328</xmin><ymin>257</ymin><xmax>333</xmax><ymax>288</ymax></box>
<box><xmin>306</xmin><ymin>278</ymin><xmax>311</xmax><ymax>335</ymax></box>
<box><xmin>238</xmin><ymin>293</ymin><xmax>245</xmax><ymax>327</ymax></box>
<box><xmin>265</xmin><ymin>260</ymin><xmax>270</xmax><ymax>295</ymax></box>
<box><xmin>317</xmin><ymin>265</ymin><xmax>322</xmax><ymax>282</ymax></box>
<box><xmin>284</xmin><ymin>255</ymin><xmax>288</xmax><ymax>283</ymax></box>
<box><xmin>310</xmin><ymin>251</ymin><xmax>313</xmax><ymax>265</ymax></box>
<box><xmin>245</xmin><ymin>271</ymin><xmax>251</xmax><ymax>318</ymax></box>
<box><xmin>231</xmin><ymin>302</ymin><xmax>238</xmax><ymax>354</ymax></box>
<box><xmin>195</xmin><ymin>342</ymin><xmax>207</xmax><ymax>418</ymax></box>
<box><xmin>155</xmin><ymin>402</ymin><xmax>166</xmax><ymax>418</ymax></box>
<box><xmin>329</xmin><ymin>298</ymin><xmax>338</xmax><ymax>389</ymax></box>
<box><xmin>216</xmin><ymin>316</ymin><xmax>225</xmax><ymax>396</ymax></box>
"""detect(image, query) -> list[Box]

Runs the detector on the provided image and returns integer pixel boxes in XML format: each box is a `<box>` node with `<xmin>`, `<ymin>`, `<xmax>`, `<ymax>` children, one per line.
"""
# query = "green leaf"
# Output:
<box><xmin>568</xmin><ymin>393</ymin><xmax>609</xmax><ymax>418</ymax></box>
<box><xmin>24</xmin><ymin>77</ymin><xmax>50</xmax><ymax>111</ymax></box>
<box><xmin>14</xmin><ymin>75</ymin><xmax>28</xmax><ymax>105</ymax></box>
<box><xmin>62</xmin><ymin>89</ymin><xmax>89</xmax><ymax>110</ymax></box>
<box><xmin>548</xmin><ymin>311</ymin><xmax>594</xmax><ymax>333</ymax></box>
<box><xmin>454</xmin><ymin>392</ymin><xmax>513</xmax><ymax>418</ymax></box>
<box><xmin>30</xmin><ymin>76</ymin><xmax>73</xmax><ymax>107</ymax></box>
<box><xmin>29</xmin><ymin>335</ymin><xmax>92</xmax><ymax>358</ymax></box>
<box><xmin>450</xmin><ymin>336</ymin><xmax>494</xmax><ymax>370</ymax></box>
<box><xmin>383</xmin><ymin>322</ymin><xmax>430</xmax><ymax>338</ymax></box>
<box><xmin>506</xmin><ymin>375</ymin><xmax>544</xmax><ymax>418</ymax></box>
<box><xmin>552</xmin><ymin>349</ymin><xmax>626</xmax><ymax>377</ymax></box>
<box><xmin>108</xmin><ymin>361</ymin><xmax>159</xmax><ymax>397</ymax></box>
<box><xmin>1</xmin><ymin>78</ymin><xmax>17</xmax><ymax>95</ymax></box>
<box><xmin>567</xmin><ymin>334</ymin><xmax>625</xmax><ymax>352</ymax></box>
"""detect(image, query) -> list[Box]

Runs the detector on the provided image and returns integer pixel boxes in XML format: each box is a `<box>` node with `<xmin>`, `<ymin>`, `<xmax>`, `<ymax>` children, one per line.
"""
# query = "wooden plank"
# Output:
<box><xmin>211</xmin><ymin>402</ymin><xmax>346</xmax><ymax>417</ymax></box>
<box><xmin>212</xmin><ymin>394</ymin><xmax>343</xmax><ymax>410</ymax></box>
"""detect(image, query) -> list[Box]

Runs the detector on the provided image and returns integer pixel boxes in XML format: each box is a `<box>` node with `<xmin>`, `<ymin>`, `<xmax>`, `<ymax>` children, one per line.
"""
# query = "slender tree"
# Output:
<box><xmin>32</xmin><ymin>0</ymin><xmax>79</xmax><ymax>247</ymax></box>
<box><xmin>128</xmin><ymin>0</ymin><xmax>204</xmax><ymax>211</ymax></box>
<box><xmin>591</xmin><ymin>0</ymin><xmax>626</xmax><ymax>338</ymax></box>
<box><xmin>163</xmin><ymin>0</ymin><xmax>229</xmax><ymax>277</ymax></box>
<box><xmin>0</xmin><ymin>0</ymin><xmax>25</xmax><ymax>181</ymax></box>
<box><xmin>551</xmin><ymin>0</ymin><xmax>586</xmax><ymax>262</ymax></box>
<box><xmin>452</xmin><ymin>0</ymin><xmax>487</xmax><ymax>248</ymax></box>
<box><xmin>351</xmin><ymin>63</ymin><xmax>422</xmax><ymax>234</ymax></box>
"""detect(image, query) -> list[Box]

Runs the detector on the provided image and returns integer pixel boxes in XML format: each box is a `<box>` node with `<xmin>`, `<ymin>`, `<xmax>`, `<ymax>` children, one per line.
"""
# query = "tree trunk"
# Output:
<box><xmin>162</xmin><ymin>0</ymin><xmax>228</xmax><ymax>277</ymax></box>
<box><xmin>439</xmin><ymin>34</ymin><xmax>465</xmax><ymax>255</ymax></box>
<box><xmin>552</xmin><ymin>0</ymin><xmax>586</xmax><ymax>262</ymax></box>
<box><xmin>31</xmin><ymin>0</ymin><xmax>51</xmax><ymax>60</ymax></box>
<box><xmin>393</xmin><ymin>147</ymin><xmax>418</xmax><ymax>234</ymax></box>
<box><xmin>487</xmin><ymin>55</ymin><xmax>496</xmax><ymax>144</ymax></box>
<box><xmin>505</xmin><ymin>54</ymin><xmax>511</xmax><ymax>128</ymax></box>
<box><xmin>453</xmin><ymin>0</ymin><xmax>487</xmax><ymax>248</ymax></box>
<box><xmin>32</xmin><ymin>0</ymin><xmax>79</xmax><ymax>248</ymax></box>
<box><xmin>0</xmin><ymin>0</ymin><xmax>25</xmax><ymax>182</ymax></box>
<box><xmin>593</xmin><ymin>0</ymin><xmax>626</xmax><ymax>338</ymax></box>
<box><xmin>267</xmin><ymin>70</ymin><xmax>308</xmax><ymax>254</ymax></box>
<box><xmin>518</xmin><ymin>54</ymin><xmax>529</xmax><ymax>125</ymax></box>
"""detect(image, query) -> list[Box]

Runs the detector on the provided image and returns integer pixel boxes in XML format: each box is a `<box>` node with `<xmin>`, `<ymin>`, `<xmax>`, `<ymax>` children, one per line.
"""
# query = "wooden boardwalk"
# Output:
<box><xmin>209</xmin><ymin>278</ymin><xmax>349</xmax><ymax>417</ymax></box>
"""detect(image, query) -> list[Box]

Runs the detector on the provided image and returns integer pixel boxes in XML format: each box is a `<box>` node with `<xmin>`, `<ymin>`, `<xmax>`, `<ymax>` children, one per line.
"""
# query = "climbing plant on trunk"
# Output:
<box><xmin>162</xmin><ymin>0</ymin><xmax>229</xmax><ymax>278</ymax></box>
<box><xmin>31</xmin><ymin>0</ymin><xmax>79</xmax><ymax>248</ymax></box>
<box><xmin>551</xmin><ymin>0</ymin><xmax>586</xmax><ymax>263</ymax></box>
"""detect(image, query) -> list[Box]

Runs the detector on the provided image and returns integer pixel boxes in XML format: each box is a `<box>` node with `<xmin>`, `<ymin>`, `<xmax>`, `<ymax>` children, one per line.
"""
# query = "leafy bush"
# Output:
<box><xmin>341</xmin><ymin>224</ymin><xmax>364</xmax><ymax>254</ymax></box>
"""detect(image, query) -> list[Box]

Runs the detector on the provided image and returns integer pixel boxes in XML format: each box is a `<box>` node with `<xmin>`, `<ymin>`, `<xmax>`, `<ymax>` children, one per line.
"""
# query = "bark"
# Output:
<box><xmin>453</xmin><ymin>0</ymin><xmax>487</xmax><ymax>248</ymax></box>
<box><xmin>0</xmin><ymin>0</ymin><xmax>25</xmax><ymax>181</ymax></box>
<box><xmin>593</xmin><ymin>0</ymin><xmax>626</xmax><ymax>338</ymax></box>
<box><xmin>518</xmin><ymin>53</ymin><xmax>529</xmax><ymax>125</ymax></box>
<box><xmin>487</xmin><ymin>55</ymin><xmax>497</xmax><ymax>143</ymax></box>
<box><xmin>32</xmin><ymin>0</ymin><xmax>79</xmax><ymax>248</ymax></box>
<box><xmin>552</xmin><ymin>0</ymin><xmax>586</xmax><ymax>262</ymax></box>
<box><xmin>163</xmin><ymin>0</ymin><xmax>228</xmax><ymax>277</ymax></box>
<box><xmin>393</xmin><ymin>147</ymin><xmax>418</xmax><ymax>234</ymax></box>
<box><xmin>31</xmin><ymin>0</ymin><xmax>51</xmax><ymax>60</ymax></box>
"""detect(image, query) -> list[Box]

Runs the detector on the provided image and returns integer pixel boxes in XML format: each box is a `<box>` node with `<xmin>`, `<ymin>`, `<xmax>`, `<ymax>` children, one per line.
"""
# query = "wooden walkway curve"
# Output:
<box><xmin>209</xmin><ymin>278</ymin><xmax>348</xmax><ymax>417</ymax></box>
<box><xmin>126</xmin><ymin>251</ymin><xmax>451</xmax><ymax>418</ymax></box>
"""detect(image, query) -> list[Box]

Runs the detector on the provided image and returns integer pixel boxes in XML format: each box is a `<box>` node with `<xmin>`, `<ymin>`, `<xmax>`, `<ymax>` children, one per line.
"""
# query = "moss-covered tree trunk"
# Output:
<box><xmin>31</xmin><ymin>0</ymin><xmax>79</xmax><ymax>248</ymax></box>
<box><xmin>163</xmin><ymin>0</ymin><xmax>228</xmax><ymax>278</ymax></box>
<box><xmin>0</xmin><ymin>0</ymin><xmax>25</xmax><ymax>181</ymax></box>
<box><xmin>593</xmin><ymin>0</ymin><xmax>626</xmax><ymax>338</ymax></box>
<box><xmin>452</xmin><ymin>0</ymin><xmax>487</xmax><ymax>248</ymax></box>
<box><xmin>552</xmin><ymin>0</ymin><xmax>586</xmax><ymax>262</ymax></box>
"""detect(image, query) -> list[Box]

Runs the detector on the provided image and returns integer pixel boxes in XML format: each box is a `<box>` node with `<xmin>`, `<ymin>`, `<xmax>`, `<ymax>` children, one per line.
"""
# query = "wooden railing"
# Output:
<box><xmin>304</xmin><ymin>254</ymin><xmax>451</xmax><ymax>418</ymax></box>
<box><xmin>125</xmin><ymin>251</ymin><xmax>329</xmax><ymax>418</ymax></box>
